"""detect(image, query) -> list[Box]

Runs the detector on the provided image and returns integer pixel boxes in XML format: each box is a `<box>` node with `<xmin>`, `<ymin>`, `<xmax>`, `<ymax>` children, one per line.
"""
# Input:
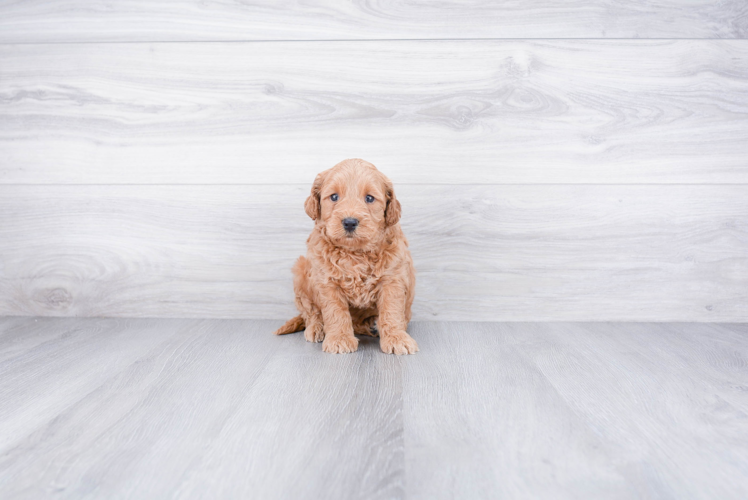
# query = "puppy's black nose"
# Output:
<box><xmin>342</xmin><ymin>217</ymin><xmax>359</xmax><ymax>232</ymax></box>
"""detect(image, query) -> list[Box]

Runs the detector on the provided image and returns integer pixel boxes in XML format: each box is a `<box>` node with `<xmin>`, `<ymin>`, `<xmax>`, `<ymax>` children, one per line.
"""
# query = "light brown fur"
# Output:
<box><xmin>273</xmin><ymin>159</ymin><xmax>418</xmax><ymax>355</ymax></box>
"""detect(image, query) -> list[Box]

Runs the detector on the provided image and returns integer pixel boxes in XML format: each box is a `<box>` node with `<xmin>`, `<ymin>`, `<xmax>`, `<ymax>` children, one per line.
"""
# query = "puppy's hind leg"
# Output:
<box><xmin>353</xmin><ymin>317</ymin><xmax>378</xmax><ymax>337</ymax></box>
<box><xmin>351</xmin><ymin>308</ymin><xmax>379</xmax><ymax>337</ymax></box>
<box><xmin>292</xmin><ymin>256</ymin><xmax>325</xmax><ymax>343</ymax></box>
<box><xmin>273</xmin><ymin>315</ymin><xmax>305</xmax><ymax>335</ymax></box>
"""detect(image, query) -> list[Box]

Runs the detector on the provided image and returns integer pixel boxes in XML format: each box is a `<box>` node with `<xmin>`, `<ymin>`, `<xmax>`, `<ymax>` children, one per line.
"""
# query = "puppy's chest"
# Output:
<box><xmin>332</xmin><ymin>258</ymin><xmax>381</xmax><ymax>308</ymax></box>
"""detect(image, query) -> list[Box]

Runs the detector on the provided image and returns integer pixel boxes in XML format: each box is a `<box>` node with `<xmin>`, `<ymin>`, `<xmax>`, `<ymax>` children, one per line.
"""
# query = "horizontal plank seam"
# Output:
<box><xmin>2</xmin><ymin>183</ymin><xmax>748</xmax><ymax>187</ymax></box>
<box><xmin>0</xmin><ymin>315</ymin><xmax>743</xmax><ymax>324</ymax></box>
<box><xmin>2</xmin><ymin>37</ymin><xmax>748</xmax><ymax>46</ymax></box>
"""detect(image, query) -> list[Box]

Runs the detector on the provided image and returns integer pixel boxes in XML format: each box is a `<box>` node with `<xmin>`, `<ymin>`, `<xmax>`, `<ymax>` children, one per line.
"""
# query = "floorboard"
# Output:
<box><xmin>2</xmin><ymin>184</ymin><xmax>746</xmax><ymax>322</ymax></box>
<box><xmin>402</xmin><ymin>322</ymin><xmax>632</xmax><ymax>499</ymax></box>
<box><xmin>0</xmin><ymin>0</ymin><xmax>745</xmax><ymax>42</ymax></box>
<box><xmin>1</xmin><ymin>318</ymin><xmax>747</xmax><ymax>499</ymax></box>
<box><xmin>506</xmin><ymin>322</ymin><xmax>748</xmax><ymax>499</ymax></box>
<box><xmin>2</xmin><ymin>41</ymin><xmax>747</xmax><ymax>185</ymax></box>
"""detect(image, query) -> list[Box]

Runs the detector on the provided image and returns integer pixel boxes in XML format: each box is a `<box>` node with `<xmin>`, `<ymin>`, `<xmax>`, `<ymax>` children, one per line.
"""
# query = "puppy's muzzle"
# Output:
<box><xmin>342</xmin><ymin>217</ymin><xmax>359</xmax><ymax>233</ymax></box>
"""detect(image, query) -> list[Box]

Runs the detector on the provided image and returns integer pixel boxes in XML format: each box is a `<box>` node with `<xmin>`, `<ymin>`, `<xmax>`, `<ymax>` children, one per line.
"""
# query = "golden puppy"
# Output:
<box><xmin>273</xmin><ymin>159</ymin><xmax>418</xmax><ymax>355</ymax></box>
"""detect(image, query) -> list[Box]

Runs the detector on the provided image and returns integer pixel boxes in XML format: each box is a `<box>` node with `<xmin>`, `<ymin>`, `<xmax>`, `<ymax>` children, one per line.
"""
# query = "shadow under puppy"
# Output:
<box><xmin>274</xmin><ymin>159</ymin><xmax>418</xmax><ymax>355</ymax></box>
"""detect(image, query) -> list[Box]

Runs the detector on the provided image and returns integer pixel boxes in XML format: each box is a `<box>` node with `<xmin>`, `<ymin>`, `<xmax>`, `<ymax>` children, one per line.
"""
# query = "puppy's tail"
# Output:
<box><xmin>273</xmin><ymin>315</ymin><xmax>305</xmax><ymax>335</ymax></box>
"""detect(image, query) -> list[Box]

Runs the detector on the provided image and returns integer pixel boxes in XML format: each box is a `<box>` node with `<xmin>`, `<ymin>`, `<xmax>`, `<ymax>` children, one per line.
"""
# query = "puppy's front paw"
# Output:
<box><xmin>322</xmin><ymin>334</ymin><xmax>359</xmax><ymax>354</ymax></box>
<box><xmin>304</xmin><ymin>323</ymin><xmax>325</xmax><ymax>343</ymax></box>
<box><xmin>380</xmin><ymin>331</ymin><xmax>419</xmax><ymax>355</ymax></box>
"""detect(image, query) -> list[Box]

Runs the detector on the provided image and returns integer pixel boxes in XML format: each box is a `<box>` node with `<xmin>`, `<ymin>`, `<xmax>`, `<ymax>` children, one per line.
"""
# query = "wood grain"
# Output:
<box><xmin>0</xmin><ymin>319</ymin><xmax>282</xmax><ymax>498</ymax></box>
<box><xmin>508</xmin><ymin>322</ymin><xmax>748</xmax><ymax>499</ymax></box>
<box><xmin>402</xmin><ymin>322</ymin><xmax>628</xmax><ymax>499</ymax></box>
<box><xmin>2</xmin><ymin>318</ymin><xmax>748</xmax><ymax>498</ymax></box>
<box><xmin>0</xmin><ymin>0</ymin><xmax>746</xmax><ymax>42</ymax></box>
<box><xmin>0</xmin><ymin>318</ymin><xmax>196</xmax><ymax>452</ymax></box>
<box><xmin>2</xmin><ymin>40</ymin><xmax>748</xmax><ymax>185</ymax></box>
<box><xmin>1</xmin><ymin>184</ymin><xmax>746</xmax><ymax>321</ymax></box>
<box><xmin>171</xmin><ymin>326</ymin><xmax>403</xmax><ymax>500</ymax></box>
<box><xmin>402</xmin><ymin>321</ymin><xmax>748</xmax><ymax>499</ymax></box>
<box><xmin>0</xmin><ymin>318</ymin><xmax>401</xmax><ymax>499</ymax></box>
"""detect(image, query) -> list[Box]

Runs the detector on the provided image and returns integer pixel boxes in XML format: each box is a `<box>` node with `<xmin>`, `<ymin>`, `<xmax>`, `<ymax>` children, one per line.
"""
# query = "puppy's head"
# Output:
<box><xmin>305</xmin><ymin>159</ymin><xmax>400</xmax><ymax>249</ymax></box>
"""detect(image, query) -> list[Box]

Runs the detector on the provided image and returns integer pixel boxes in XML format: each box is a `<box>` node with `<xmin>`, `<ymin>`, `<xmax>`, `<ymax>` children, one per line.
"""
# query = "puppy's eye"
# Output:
<box><xmin>330</xmin><ymin>194</ymin><xmax>338</xmax><ymax>202</ymax></box>
<box><xmin>365</xmin><ymin>195</ymin><xmax>375</xmax><ymax>203</ymax></box>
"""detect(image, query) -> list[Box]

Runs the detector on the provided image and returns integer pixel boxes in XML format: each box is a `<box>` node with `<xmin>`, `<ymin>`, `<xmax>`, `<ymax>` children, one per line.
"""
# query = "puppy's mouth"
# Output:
<box><xmin>335</xmin><ymin>229</ymin><xmax>369</xmax><ymax>247</ymax></box>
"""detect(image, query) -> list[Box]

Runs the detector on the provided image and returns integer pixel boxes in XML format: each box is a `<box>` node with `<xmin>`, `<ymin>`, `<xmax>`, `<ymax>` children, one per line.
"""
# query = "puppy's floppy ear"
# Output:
<box><xmin>304</xmin><ymin>171</ymin><xmax>327</xmax><ymax>220</ymax></box>
<box><xmin>384</xmin><ymin>177</ymin><xmax>401</xmax><ymax>226</ymax></box>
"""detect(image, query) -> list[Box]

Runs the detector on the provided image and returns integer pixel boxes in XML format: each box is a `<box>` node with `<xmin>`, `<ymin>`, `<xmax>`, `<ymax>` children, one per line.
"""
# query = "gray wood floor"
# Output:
<box><xmin>1</xmin><ymin>318</ymin><xmax>747</xmax><ymax>499</ymax></box>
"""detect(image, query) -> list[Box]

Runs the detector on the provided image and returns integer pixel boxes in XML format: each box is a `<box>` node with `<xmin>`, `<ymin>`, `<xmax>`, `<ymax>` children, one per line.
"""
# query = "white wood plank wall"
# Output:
<box><xmin>0</xmin><ymin>2</ymin><xmax>746</xmax><ymax>321</ymax></box>
<box><xmin>1</xmin><ymin>1</ymin><xmax>747</xmax><ymax>41</ymax></box>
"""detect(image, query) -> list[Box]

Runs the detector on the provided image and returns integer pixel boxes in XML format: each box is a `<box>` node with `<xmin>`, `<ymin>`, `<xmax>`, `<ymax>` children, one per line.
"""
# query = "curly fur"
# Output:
<box><xmin>273</xmin><ymin>158</ymin><xmax>418</xmax><ymax>355</ymax></box>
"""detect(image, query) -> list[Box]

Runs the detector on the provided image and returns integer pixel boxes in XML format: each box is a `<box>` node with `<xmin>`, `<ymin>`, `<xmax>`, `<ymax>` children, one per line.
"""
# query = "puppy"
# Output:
<box><xmin>273</xmin><ymin>159</ymin><xmax>418</xmax><ymax>355</ymax></box>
